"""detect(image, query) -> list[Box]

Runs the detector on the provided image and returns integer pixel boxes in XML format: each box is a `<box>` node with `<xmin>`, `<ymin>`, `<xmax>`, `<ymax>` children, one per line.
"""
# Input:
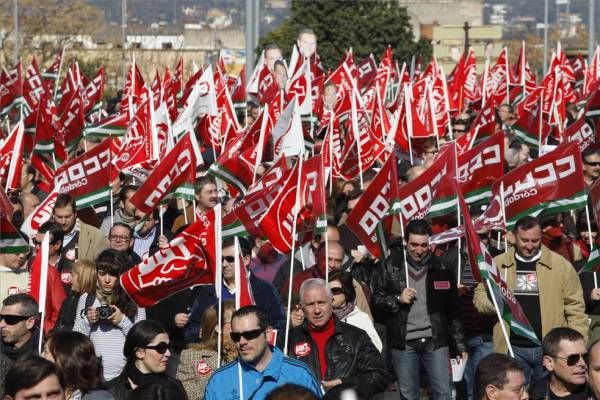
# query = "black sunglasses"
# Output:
<box><xmin>584</xmin><ymin>160</ymin><xmax>600</xmax><ymax>167</ymax></box>
<box><xmin>230</xmin><ymin>328</ymin><xmax>265</xmax><ymax>343</ymax></box>
<box><xmin>143</xmin><ymin>342</ymin><xmax>171</xmax><ymax>354</ymax></box>
<box><xmin>553</xmin><ymin>352</ymin><xmax>588</xmax><ymax>366</ymax></box>
<box><xmin>222</xmin><ymin>255</ymin><xmax>236</xmax><ymax>263</ymax></box>
<box><xmin>330</xmin><ymin>287</ymin><xmax>344</xmax><ymax>296</ymax></box>
<box><xmin>0</xmin><ymin>314</ymin><xmax>32</xmax><ymax>325</ymax></box>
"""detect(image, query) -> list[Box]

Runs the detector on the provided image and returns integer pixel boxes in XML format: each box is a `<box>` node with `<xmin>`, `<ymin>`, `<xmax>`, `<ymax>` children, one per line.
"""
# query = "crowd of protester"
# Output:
<box><xmin>3</xmin><ymin>27</ymin><xmax>600</xmax><ymax>400</ymax></box>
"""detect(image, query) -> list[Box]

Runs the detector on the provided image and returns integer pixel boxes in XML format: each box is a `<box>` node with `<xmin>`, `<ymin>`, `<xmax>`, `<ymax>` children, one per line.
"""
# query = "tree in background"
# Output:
<box><xmin>258</xmin><ymin>0</ymin><xmax>432</xmax><ymax>70</ymax></box>
<box><xmin>0</xmin><ymin>0</ymin><xmax>105</xmax><ymax>66</ymax></box>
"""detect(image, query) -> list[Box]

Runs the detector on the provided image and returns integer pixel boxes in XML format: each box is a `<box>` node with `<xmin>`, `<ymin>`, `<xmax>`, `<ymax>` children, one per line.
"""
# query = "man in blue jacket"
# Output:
<box><xmin>184</xmin><ymin>237</ymin><xmax>287</xmax><ymax>343</ymax></box>
<box><xmin>204</xmin><ymin>305</ymin><xmax>322</xmax><ymax>400</ymax></box>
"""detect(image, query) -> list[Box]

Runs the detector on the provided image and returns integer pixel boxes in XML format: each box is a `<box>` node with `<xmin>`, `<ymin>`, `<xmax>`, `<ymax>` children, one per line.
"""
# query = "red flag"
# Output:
<box><xmin>0</xmin><ymin>121</ymin><xmax>25</xmax><ymax>191</ymax></box>
<box><xmin>346</xmin><ymin>154</ymin><xmax>400</xmax><ymax>259</ymax></box>
<box><xmin>457</xmin><ymin>133</ymin><xmax>504</xmax><ymax>204</ymax></box>
<box><xmin>57</xmin><ymin>86</ymin><xmax>85</xmax><ymax>153</ymax></box>
<box><xmin>129</xmin><ymin>133</ymin><xmax>197</xmax><ymax>215</ymax></box>
<box><xmin>20</xmin><ymin>183</ymin><xmax>61</xmax><ymax>239</ymax></box>
<box><xmin>0</xmin><ymin>63</ymin><xmax>24</xmax><ymax>116</ymax></box>
<box><xmin>120</xmin><ymin>209</ymin><xmax>217</xmax><ymax>307</ymax></box>
<box><xmin>396</xmin><ymin>145</ymin><xmax>457</xmax><ymax>225</ymax></box>
<box><xmin>563</xmin><ymin>116</ymin><xmax>596</xmax><ymax>151</ymax></box>
<box><xmin>491</xmin><ymin>142</ymin><xmax>586</xmax><ymax>229</ymax></box>
<box><xmin>234</xmin><ymin>237</ymin><xmax>255</xmax><ymax>308</ymax></box>
<box><xmin>42</xmin><ymin>47</ymin><xmax>63</xmax><ymax>95</ymax></box>
<box><xmin>28</xmin><ymin>233</ymin><xmax>66</xmax><ymax>335</ymax></box>
<box><xmin>54</xmin><ymin>138</ymin><xmax>115</xmax><ymax>208</ymax></box>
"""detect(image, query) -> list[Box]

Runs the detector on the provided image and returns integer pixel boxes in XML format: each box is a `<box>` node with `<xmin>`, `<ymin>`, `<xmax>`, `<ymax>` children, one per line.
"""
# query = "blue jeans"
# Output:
<box><xmin>512</xmin><ymin>345</ymin><xmax>546</xmax><ymax>384</ymax></box>
<box><xmin>463</xmin><ymin>336</ymin><xmax>494</xmax><ymax>400</ymax></box>
<box><xmin>391</xmin><ymin>338</ymin><xmax>452</xmax><ymax>400</ymax></box>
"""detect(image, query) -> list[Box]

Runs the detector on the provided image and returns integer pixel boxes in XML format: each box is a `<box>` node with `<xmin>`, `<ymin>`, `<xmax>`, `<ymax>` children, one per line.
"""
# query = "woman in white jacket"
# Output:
<box><xmin>328</xmin><ymin>271</ymin><xmax>382</xmax><ymax>352</ymax></box>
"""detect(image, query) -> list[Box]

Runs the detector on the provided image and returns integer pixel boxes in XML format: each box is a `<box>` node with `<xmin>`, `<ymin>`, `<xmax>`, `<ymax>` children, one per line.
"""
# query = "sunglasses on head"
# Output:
<box><xmin>222</xmin><ymin>255</ymin><xmax>236</xmax><ymax>263</ymax></box>
<box><xmin>143</xmin><ymin>342</ymin><xmax>171</xmax><ymax>354</ymax></box>
<box><xmin>230</xmin><ymin>328</ymin><xmax>265</xmax><ymax>343</ymax></box>
<box><xmin>553</xmin><ymin>352</ymin><xmax>588</xmax><ymax>366</ymax></box>
<box><xmin>0</xmin><ymin>314</ymin><xmax>32</xmax><ymax>325</ymax></box>
<box><xmin>330</xmin><ymin>287</ymin><xmax>344</xmax><ymax>296</ymax></box>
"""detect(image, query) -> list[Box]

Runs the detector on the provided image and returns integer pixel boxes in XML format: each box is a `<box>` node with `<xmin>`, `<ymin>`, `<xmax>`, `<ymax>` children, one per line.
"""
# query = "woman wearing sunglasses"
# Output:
<box><xmin>328</xmin><ymin>271</ymin><xmax>383</xmax><ymax>352</ymax></box>
<box><xmin>176</xmin><ymin>301</ymin><xmax>237</xmax><ymax>400</ymax></box>
<box><xmin>107</xmin><ymin>320</ymin><xmax>184</xmax><ymax>400</ymax></box>
<box><xmin>41</xmin><ymin>331</ymin><xmax>114</xmax><ymax>400</ymax></box>
<box><xmin>73</xmin><ymin>250</ymin><xmax>145</xmax><ymax>381</ymax></box>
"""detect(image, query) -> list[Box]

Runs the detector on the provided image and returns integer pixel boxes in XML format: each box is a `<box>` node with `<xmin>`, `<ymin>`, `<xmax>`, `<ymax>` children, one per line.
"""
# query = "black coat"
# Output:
<box><xmin>287</xmin><ymin>319</ymin><xmax>388</xmax><ymax>398</ymax></box>
<box><xmin>54</xmin><ymin>292</ymin><xmax>80</xmax><ymax>332</ymax></box>
<box><xmin>371</xmin><ymin>242</ymin><xmax>467</xmax><ymax>352</ymax></box>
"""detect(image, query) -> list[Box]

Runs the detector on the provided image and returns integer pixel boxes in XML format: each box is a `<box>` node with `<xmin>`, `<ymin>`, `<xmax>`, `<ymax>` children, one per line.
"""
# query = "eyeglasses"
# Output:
<box><xmin>0</xmin><ymin>314</ymin><xmax>32</xmax><ymax>325</ymax></box>
<box><xmin>109</xmin><ymin>235</ymin><xmax>131</xmax><ymax>242</ymax></box>
<box><xmin>143</xmin><ymin>342</ymin><xmax>171</xmax><ymax>354</ymax></box>
<box><xmin>230</xmin><ymin>328</ymin><xmax>265</xmax><ymax>343</ymax></box>
<box><xmin>330</xmin><ymin>287</ymin><xmax>344</xmax><ymax>296</ymax></box>
<box><xmin>584</xmin><ymin>160</ymin><xmax>600</xmax><ymax>167</ymax></box>
<box><xmin>222</xmin><ymin>255</ymin><xmax>235</xmax><ymax>263</ymax></box>
<box><xmin>553</xmin><ymin>352</ymin><xmax>588</xmax><ymax>366</ymax></box>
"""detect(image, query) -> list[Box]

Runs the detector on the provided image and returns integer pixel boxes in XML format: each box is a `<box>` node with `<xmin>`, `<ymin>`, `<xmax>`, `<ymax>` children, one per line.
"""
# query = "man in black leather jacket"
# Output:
<box><xmin>287</xmin><ymin>278</ymin><xmax>388</xmax><ymax>398</ymax></box>
<box><xmin>371</xmin><ymin>218</ymin><xmax>467</xmax><ymax>400</ymax></box>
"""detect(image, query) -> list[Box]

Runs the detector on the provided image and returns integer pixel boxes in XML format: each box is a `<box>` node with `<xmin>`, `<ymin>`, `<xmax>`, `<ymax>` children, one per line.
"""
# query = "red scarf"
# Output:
<box><xmin>308</xmin><ymin>317</ymin><xmax>335</xmax><ymax>378</ymax></box>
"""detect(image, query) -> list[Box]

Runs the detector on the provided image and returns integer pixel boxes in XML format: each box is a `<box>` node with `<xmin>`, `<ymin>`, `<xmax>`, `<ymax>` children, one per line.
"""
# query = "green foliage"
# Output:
<box><xmin>258</xmin><ymin>0</ymin><xmax>432</xmax><ymax>70</ymax></box>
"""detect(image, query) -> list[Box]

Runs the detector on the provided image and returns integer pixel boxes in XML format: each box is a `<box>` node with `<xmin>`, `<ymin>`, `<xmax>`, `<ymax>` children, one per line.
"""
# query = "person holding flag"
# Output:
<box><xmin>371</xmin><ymin>218</ymin><xmax>467</xmax><ymax>400</ymax></box>
<box><xmin>474</xmin><ymin>216</ymin><xmax>588</xmax><ymax>384</ymax></box>
<box><xmin>184</xmin><ymin>237</ymin><xmax>286</xmax><ymax>344</ymax></box>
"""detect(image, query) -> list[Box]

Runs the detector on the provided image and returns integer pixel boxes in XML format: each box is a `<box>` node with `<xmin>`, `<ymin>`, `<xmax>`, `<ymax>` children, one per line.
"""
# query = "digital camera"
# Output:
<box><xmin>97</xmin><ymin>305</ymin><xmax>114</xmax><ymax>320</ymax></box>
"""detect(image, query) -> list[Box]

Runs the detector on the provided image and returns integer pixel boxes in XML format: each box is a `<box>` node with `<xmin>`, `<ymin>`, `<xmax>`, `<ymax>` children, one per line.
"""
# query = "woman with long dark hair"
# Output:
<box><xmin>42</xmin><ymin>331</ymin><xmax>114</xmax><ymax>399</ymax></box>
<box><xmin>73</xmin><ymin>249</ymin><xmax>145</xmax><ymax>380</ymax></box>
<box><xmin>107</xmin><ymin>320</ymin><xmax>183</xmax><ymax>400</ymax></box>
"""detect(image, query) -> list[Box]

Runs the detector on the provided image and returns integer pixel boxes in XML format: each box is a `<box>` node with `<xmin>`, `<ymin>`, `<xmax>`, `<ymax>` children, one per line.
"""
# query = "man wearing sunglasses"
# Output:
<box><xmin>185</xmin><ymin>237</ymin><xmax>286</xmax><ymax>344</ymax></box>
<box><xmin>204</xmin><ymin>305</ymin><xmax>322</xmax><ymax>400</ymax></box>
<box><xmin>528</xmin><ymin>327</ymin><xmax>589</xmax><ymax>399</ymax></box>
<box><xmin>0</xmin><ymin>294</ymin><xmax>39</xmax><ymax>362</ymax></box>
<box><xmin>582</xmin><ymin>147</ymin><xmax>600</xmax><ymax>190</ymax></box>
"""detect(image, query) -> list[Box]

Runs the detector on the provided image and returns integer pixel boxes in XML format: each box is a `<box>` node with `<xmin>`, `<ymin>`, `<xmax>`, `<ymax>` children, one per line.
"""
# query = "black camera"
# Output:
<box><xmin>97</xmin><ymin>305</ymin><xmax>114</xmax><ymax>320</ymax></box>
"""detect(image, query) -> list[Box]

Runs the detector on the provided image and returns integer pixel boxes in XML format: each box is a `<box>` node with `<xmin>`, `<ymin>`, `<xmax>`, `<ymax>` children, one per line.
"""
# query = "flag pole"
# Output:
<box><xmin>181</xmin><ymin>198</ymin><xmax>188</xmax><ymax>225</ymax></box>
<box><xmin>284</xmin><ymin>155</ymin><xmax>304</xmax><ymax>355</ymax></box>
<box><xmin>38</xmin><ymin>233</ymin><xmax>50</xmax><ymax>352</ymax></box>
<box><xmin>53</xmin><ymin>47</ymin><xmax>65</xmax><ymax>100</ymax></box>
<box><xmin>214</xmin><ymin>204</ymin><xmax>223</xmax><ymax>366</ymax></box>
<box><xmin>499</xmin><ymin>182</ymin><xmax>509</xmax><ymax>278</ymax></box>
<box><xmin>398</xmin><ymin>215</ymin><xmax>410</xmax><ymax>289</ymax></box>
<box><xmin>328</xmin><ymin>110</ymin><xmax>334</xmax><ymax>195</ymax></box>
<box><xmin>159</xmin><ymin>205</ymin><xmax>164</xmax><ymax>237</ymax></box>
<box><xmin>404</xmin><ymin>85</ymin><xmax>414</xmax><ymax>165</ymax></box>
<box><xmin>585</xmin><ymin>201</ymin><xmax>598</xmax><ymax>288</ymax></box>
<box><xmin>485</xmin><ymin>278</ymin><xmax>515</xmax><ymax>358</ymax></box>
<box><xmin>481</xmin><ymin>58</ymin><xmax>490</xmax><ymax>109</ymax></box>
<box><xmin>252</xmin><ymin>104</ymin><xmax>269</xmax><ymax>185</ymax></box>
<box><xmin>351</xmin><ymin>88</ymin><xmax>364</xmax><ymax>190</ymax></box>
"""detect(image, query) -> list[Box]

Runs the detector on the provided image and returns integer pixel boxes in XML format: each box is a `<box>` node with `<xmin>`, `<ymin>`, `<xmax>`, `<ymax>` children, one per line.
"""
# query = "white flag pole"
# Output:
<box><xmin>485</xmin><ymin>278</ymin><xmax>515</xmax><ymax>358</ymax></box>
<box><xmin>214</xmin><ymin>204</ymin><xmax>223</xmax><ymax>366</ymax></box>
<box><xmin>37</xmin><ymin>232</ymin><xmax>50</xmax><ymax>353</ymax></box>
<box><xmin>284</xmin><ymin>154</ymin><xmax>304</xmax><ymax>355</ymax></box>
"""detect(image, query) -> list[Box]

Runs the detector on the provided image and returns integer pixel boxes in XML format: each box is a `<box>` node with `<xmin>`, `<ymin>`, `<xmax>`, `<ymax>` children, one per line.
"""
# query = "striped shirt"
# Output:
<box><xmin>73</xmin><ymin>293</ymin><xmax>145</xmax><ymax>380</ymax></box>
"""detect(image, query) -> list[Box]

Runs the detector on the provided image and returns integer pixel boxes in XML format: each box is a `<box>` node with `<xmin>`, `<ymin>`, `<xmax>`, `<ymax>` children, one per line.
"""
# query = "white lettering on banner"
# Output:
<box><xmin>62</xmin><ymin>97</ymin><xmax>82</xmax><ymax>128</ymax></box>
<box><xmin>569</xmin><ymin>122</ymin><xmax>594</xmax><ymax>145</ymax></box>
<box><xmin>55</xmin><ymin>148</ymin><xmax>111</xmax><ymax>190</ymax></box>
<box><xmin>31</xmin><ymin>198</ymin><xmax>56</xmax><ymax>231</ymax></box>
<box><xmin>464</xmin><ymin>69</ymin><xmax>477</xmax><ymax>94</ymax></box>
<box><xmin>358</xmin><ymin>182</ymin><xmax>391</xmax><ymax>239</ymax></box>
<box><xmin>358</xmin><ymin>62</ymin><xmax>374</xmax><ymax>79</ymax></box>
<box><xmin>259</xmin><ymin>74</ymin><xmax>274</xmax><ymax>94</ymax></box>
<box><xmin>399</xmin><ymin>166</ymin><xmax>447</xmax><ymax>220</ymax></box>
<box><xmin>144</xmin><ymin>149</ymin><xmax>192</xmax><ymax>208</ymax></box>
<box><xmin>458</xmin><ymin>145</ymin><xmax>501</xmax><ymax>182</ymax></box>
<box><xmin>502</xmin><ymin>156</ymin><xmax>576</xmax><ymax>207</ymax></box>
<box><xmin>245</xmin><ymin>166</ymin><xmax>285</xmax><ymax>197</ymax></box>
<box><xmin>136</xmin><ymin>240</ymin><xmax>195</xmax><ymax>289</ymax></box>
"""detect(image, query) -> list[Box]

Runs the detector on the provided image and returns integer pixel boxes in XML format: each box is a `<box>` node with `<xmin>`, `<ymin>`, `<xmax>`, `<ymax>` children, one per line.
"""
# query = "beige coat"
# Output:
<box><xmin>473</xmin><ymin>245</ymin><xmax>588</xmax><ymax>353</ymax></box>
